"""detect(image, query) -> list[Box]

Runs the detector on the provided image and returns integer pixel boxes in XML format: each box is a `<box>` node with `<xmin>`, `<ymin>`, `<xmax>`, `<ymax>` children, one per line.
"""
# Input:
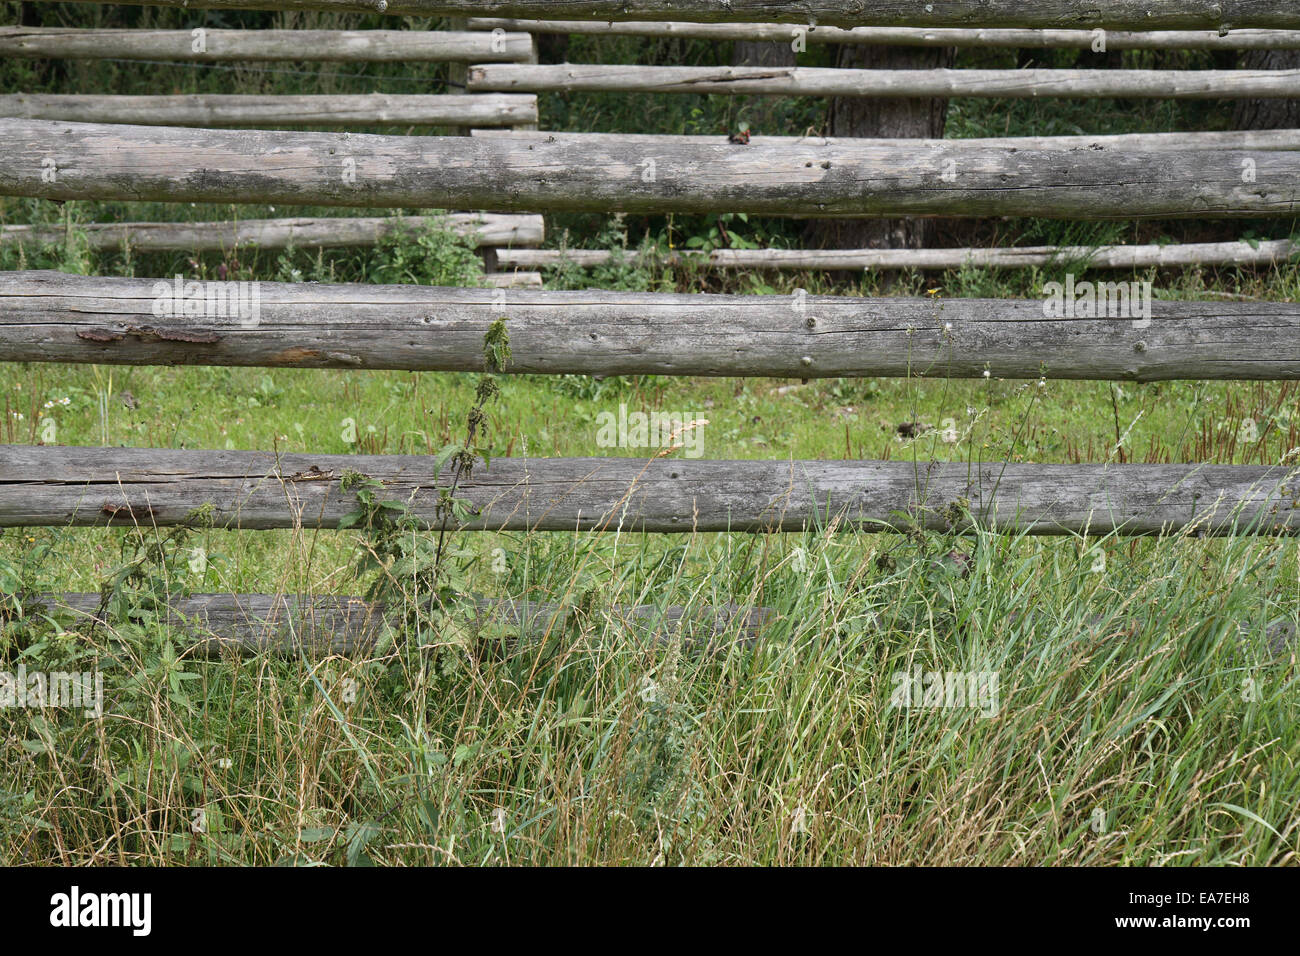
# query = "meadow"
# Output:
<box><xmin>1</xmin><ymin>3</ymin><xmax>1297</xmax><ymax>865</ymax></box>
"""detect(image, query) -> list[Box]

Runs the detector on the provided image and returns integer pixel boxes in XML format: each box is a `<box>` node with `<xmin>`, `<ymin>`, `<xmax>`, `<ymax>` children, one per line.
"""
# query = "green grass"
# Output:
<box><xmin>1</xmin><ymin>2</ymin><xmax>1298</xmax><ymax>866</ymax></box>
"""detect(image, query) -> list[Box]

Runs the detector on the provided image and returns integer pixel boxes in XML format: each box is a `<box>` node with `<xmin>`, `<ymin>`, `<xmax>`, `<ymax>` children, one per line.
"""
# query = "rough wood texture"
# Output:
<box><xmin>34</xmin><ymin>593</ymin><xmax>776</xmax><ymax>656</ymax></box>
<box><xmin>4</xmin><ymin>271</ymin><xmax>1298</xmax><ymax>381</ymax></box>
<box><xmin>32</xmin><ymin>1</ymin><xmax>1300</xmax><ymax>31</ymax></box>
<box><xmin>0</xmin><ymin>93</ymin><xmax>538</xmax><ymax>129</ymax></box>
<box><xmin>3</xmin><ymin>446</ymin><xmax>1297</xmax><ymax>536</ymax></box>
<box><xmin>0</xmin><ymin>27</ymin><xmax>535</xmax><ymax>62</ymax></box>
<box><xmin>497</xmin><ymin>238</ymin><xmax>1299</xmax><ymax>270</ymax></box>
<box><xmin>469</xmin><ymin>64</ymin><xmax>1300</xmax><ymax>99</ymax></box>
<box><xmin>469</xmin><ymin>19</ymin><xmax>1300</xmax><ymax>49</ymax></box>
<box><xmin>4</xmin><ymin>120</ymin><xmax>1296</xmax><ymax>219</ymax></box>
<box><xmin>0</xmin><ymin>213</ymin><xmax>543</xmax><ymax>252</ymax></box>
<box><xmin>482</xmin><ymin>270</ymin><xmax>543</xmax><ymax>288</ymax></box>
<box><xmin>473</xmin><ymin>127</ymin><xmax>1300</xmax><ymax>150</ymax></box>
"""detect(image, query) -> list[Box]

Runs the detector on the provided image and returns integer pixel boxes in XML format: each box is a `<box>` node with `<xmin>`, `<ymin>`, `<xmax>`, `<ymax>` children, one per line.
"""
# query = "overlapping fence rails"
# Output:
<box><xmin>468</xmin><ymin>64</ymin><xmax>1300</xmax><ymax>99</ymax></box>
<box><xmin>0</xmin><ymin>24</ymin><xmax>541</xmax><ymax>277</ymax></box>
<box><xmin>33</xmin><ymin>0</ymin><xmax>1300</xmax><ymax>31</ymax></box>
<box><xmin>467</xmin><ymin>18</ymin><xmax>1300</xmax><ymax>49</ymax></box>
<box><xmin>0</xmin><ymin>93</ymin><xmax>539</xmax><ymax>129</ymax></box>
<box><xmin>4</xmin><ymin>271</ymin><xmax>1298</xmax><ymax>381</ymax></box>
<box><xmin>0</xmin><ymin>213</ymin><xmax>544</xmax><ymax>253</ymax></box>
<box><xmin>2</xmin><ymin>446</ymin><xmax>1297</xmax><ymax>536</ymax></box>
<box><xmin>0</xmin><ymin>26</ymin><xmax>536</xmax><ymax>62</ymax></box>
<box><xmin>4</xmin><ymin>120</ymin><xmax>1296</xmax><ymax>218</ymax></box>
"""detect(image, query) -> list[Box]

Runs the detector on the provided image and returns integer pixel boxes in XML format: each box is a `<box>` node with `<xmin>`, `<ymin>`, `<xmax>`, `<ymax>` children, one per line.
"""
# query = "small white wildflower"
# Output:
<box><xmin>216</xmin><ymin>758</ymin><xmax>233</xmax><ymax>770</ymax></box>
<box><xmin>982</xmin><ymin>370</ymin><xmax>991</xmax><ymax>379</ymax></box>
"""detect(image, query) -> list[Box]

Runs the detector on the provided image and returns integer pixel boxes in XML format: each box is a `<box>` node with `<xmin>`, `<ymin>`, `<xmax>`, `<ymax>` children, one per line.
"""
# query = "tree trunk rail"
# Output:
<box><xmin>469</xmin><ymin>64</ymin><xmax>1300</xmax><ymax>99</ymax></box>
<box><xmin>4</xmin><ymin>120</ymin><xmax>1296</xmax><ymax>219</ymax></box>
<box><xmin>0</xmin><ymin>93</ymin><xmax>538</xmax><ymax>129</ymax></box>
<box><xmin>495</xmin><ymin>238</ymin><xmax>1300</xmax><ymax>271</ymax></box>
<box><xmin>0</xmin><ymin>213</ymin><xmax>543</xmax><ymax>253</ymax></box>
<box><xmin>4</xmin><ymin>271</ymin><xmax>1298</xmax><ymax>381</ymax></box>
<box><xmin>2</xmin><ymin>446</ymin><xmax>1297</xmax><ymax>537</ymax></box>
<box><xmin>468</xmin><ymin>19</ymin><xmax>1300</xmax><ymax>49</ymax></box>
<box><xmin>27</xmin><ymin>593</ymin><xmax>777</xmax><ymax>656</ymax></box>
<box><xmin>31</xmin><ymin>1</ymin><xmax>1300</xmax><ymax>32</ymax></box>
<box><xmin>471</xmin><ymin>127</ymin><xmax>1300</xmax><ymax>151</ymax></box>
<box><xmin>0</xmin><ymin>26</ymin><xmax>536</xmax><ymax>62</ymax></box>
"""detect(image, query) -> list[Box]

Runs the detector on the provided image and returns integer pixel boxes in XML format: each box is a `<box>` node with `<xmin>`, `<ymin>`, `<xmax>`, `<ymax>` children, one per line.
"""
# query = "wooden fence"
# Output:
<box><xmin>0</xmin><ymin>25</ymin><xmax>544</xmax><ymax>278</ymax></box>
<box><xmin>4</xmin><ymin>2</ymin><xmax>1300</xmax><ymax>652</ymax></box>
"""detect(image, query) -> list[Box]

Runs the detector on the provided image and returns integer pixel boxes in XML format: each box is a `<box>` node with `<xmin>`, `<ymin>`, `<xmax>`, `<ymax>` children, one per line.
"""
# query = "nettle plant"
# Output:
<box><xmin>341</xmin><ymin>319</ymin><xmax>512</xmax><ymax>655</ymax></box>
<box><xmin>368</xmin><ymin>216</ymin><xmax>485</xmax><ymax>288</ymax></box>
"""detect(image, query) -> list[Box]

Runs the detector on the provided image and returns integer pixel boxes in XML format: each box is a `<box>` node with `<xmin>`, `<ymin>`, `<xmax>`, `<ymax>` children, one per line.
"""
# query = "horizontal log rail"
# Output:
<box><xmin>473</xmin><ymin>127</ymin><xmax>1300</xmax><ymax>151</ymax></box>
<box><xmin>2</xmin><ymin>446</ymin><xmax>1297</xmax><ymax>536</ymax></box>
<box><xmin>32</xmin><ymin>593</ymin><xmax>776</xmax><ymax>655</ymax></box>
<box><xmin>469</xmin><ymin>64</ymin><xmax>1300</xmax><ymax>99</ymax></box>
<box><xmin>0</xmin><ymin>213</ymin><xmax>544</xmax><ymax>252</ymax></box>
<box><xmin>496</xmin><ymin>238</ymin><xmax>1299</xmax><ymax>271</ymax></box>
<box><xmin>0</xmin><ymin>93</ymin><xmax>538</xmax><ymax>129</ymax></box>
<box><xmin>26</xmin><ymin>592</ymin><xmax>1298</xmax><ymax>657</ymax></box>
<box><xmin>33</xmin><ymin>1</ymin><xmax>1300</xmax><ymax>32</ymax></box>
<box><xmin>0</xmin><ymin>26</ymin><xmax>535</xmax><ymax>62</ymax></box>
<box><xmin>468</xmin><ymin>19</ymin><xmax>1300</xmax><ymax>49</ymax></box>
<box><xmin>472</xmin><ymin>127</ymin><xmax>1300</xmax><ymax>151</ymax></box>
<box><xmin>4</xmin><ymin>271</ymin><xmax>1298</xmax><ymax>381</ymax></box>
<box><xmin>4</xmin><ymin>120</ymin><xmax>1295</xmax><ymax>219</ymax></box>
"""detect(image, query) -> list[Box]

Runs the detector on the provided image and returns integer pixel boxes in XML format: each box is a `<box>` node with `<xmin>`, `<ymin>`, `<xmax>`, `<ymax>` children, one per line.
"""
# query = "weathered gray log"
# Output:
<box><xmin>4</xmin><ymin>120</ymin><xmax>1296</xmax><ymax>219</ymax></box>
<box><xmin>0</xmin><ymin>213</ymin><xmax>543</xmax><ymax>252</ymax></box>
<box><xmin>497</xmin><ymin>238</ymin><xmax>1300</xmax><ymax>270</ymax></box>
<box><xmin>32</xmin><ymin>0</ymin><xmax>1300</xmax><ymax>31</ymax></box>
<box><xmin>469</xmin><ymin>64</ymin><xmax>1300</xmax><ymax>99</ymax></box>
<box><xmin>482</xmin><ymin>270</ymin><xmax>543</xmax><ymax>288</ymax></box>
<box><xmin>472</xmin><ymin>127</ymin><xmax>1300</xmax><ymax>150</ymax></box>
<box><xmin>0</xmin><ymin>27</ymin><xmax>535</xmax><ymax>62</ymax></box>
<box><xmin>0</xmin><ymin>94</ymin><xmax>538</xmax><ymax>129</ymax></box>
<box><xmin>469</xmin><ymin>19</ymin><xmax>1300</xmax><ymax>49</ymax></box>
<box><xmin>4</xmin><ymin>271</ymin><xmax>1298</xmax><ymax>381</ymax></box>
<box><xmin>3</xmin><ymin>446</ymin><xmax>1297</xmax><ymax>536</ymax></box>
<box><xmin>31</xmin><ymin>593</ymin><xmax>776</xmax><ymax>656</ymax></box>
